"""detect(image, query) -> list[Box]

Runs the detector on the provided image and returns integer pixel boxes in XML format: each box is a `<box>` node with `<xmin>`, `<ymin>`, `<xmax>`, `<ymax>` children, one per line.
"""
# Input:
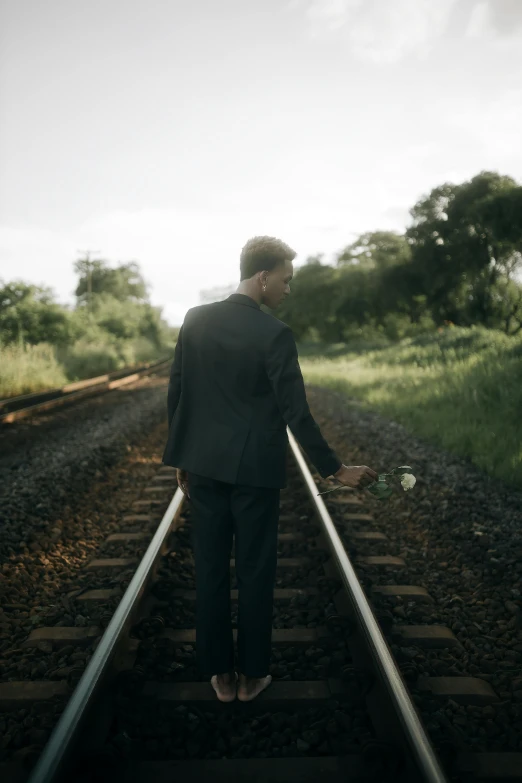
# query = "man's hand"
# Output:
<box><xmin>333</xmin><ymin>464</ymin><xmax>378</xmax><ymax>490</ymax></box>
<box><xmin>176</xmin><ymin>468</ymin><xmax>190</xmax><ymax>499</ymax></box>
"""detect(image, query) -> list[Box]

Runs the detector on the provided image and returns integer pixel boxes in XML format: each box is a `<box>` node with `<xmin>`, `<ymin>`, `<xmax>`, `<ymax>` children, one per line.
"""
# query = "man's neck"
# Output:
<box><xmin>235</xmin><ymin>284</ymin><xmax>262</xmax><ymax>306</ymax></box>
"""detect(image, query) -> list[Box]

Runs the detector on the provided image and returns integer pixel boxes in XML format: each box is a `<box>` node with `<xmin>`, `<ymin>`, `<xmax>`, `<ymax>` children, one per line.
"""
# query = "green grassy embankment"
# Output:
<box><xmin>0</xmin><ymin>338</ymin><xmax>170</xmax><ymax>399</ymax></box>
<box><xmin>298</xmin><ymin>325</ymin><xmax>522</xmax><ymax>490</ymax></box>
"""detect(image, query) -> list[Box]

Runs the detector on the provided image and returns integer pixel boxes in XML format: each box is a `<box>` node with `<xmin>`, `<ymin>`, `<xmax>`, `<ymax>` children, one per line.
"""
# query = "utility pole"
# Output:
<box><xmin>77</xmin><ymin>249</ymin><xmax>100</xmax><ymax>312</ymax></box>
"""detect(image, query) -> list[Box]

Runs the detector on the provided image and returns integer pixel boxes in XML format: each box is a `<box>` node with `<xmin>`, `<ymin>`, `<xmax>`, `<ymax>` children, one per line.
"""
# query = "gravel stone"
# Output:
<box><xmin>305</xmin><ymin>384</ymin><xmax>522</xmax><ymax>762</ymax></box>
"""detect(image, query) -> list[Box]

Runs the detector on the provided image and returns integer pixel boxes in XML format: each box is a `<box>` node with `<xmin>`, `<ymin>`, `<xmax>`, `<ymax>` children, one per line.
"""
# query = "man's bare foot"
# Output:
<box><xmin>237</xmin><ymin>673</ymin><xmax>272</xmax><ymax>702</ymax></box>
<box><xmin>211</xmin><ymin>670</ymin><xmax>237</xmax><ymax>702</ymax></box>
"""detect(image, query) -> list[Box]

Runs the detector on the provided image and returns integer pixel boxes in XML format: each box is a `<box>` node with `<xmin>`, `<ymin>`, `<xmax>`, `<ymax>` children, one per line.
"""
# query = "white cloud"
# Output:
<box><xmin>294</xmin><ymin>0</ymin><xmax>457</xmax><ymax>63</ymax></box>
<box><xmin>466</xmin><ymin>0</ymin><xmax>522</xmax><ymax>39</ymax></box>
<box><xmin>465</xmin><ymin>1</ymin><xmax>491</xmax><ymax>38</ymax></box>
<box><xmin>3</xmin><ymin>0</ymin><xmax>522</xmax><ymax>328</ymax></box>
<box><xmin>0</xmin><ymin>223</ymin><xmax>78</xmax><ymax>300</ymax></box>
<box><xmin>447</xmin><ymin>88</ymin><xmax>522</xmax><ymax>165</ymax></box>
<box><xmin>304</xmin><ymin>0</ymin><xmax>363</xmax><ymax>33</ymax></box>
<box><xmin>1</xmin><ymin>202</ymin><xmax>377</xmax><ymax>325</ymax></box>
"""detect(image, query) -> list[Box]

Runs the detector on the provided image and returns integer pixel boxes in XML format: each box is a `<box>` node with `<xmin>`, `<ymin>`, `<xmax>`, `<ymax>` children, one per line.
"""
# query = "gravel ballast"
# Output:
<box><xmin>306</xmin><ymin>384</ymin><xmax>522</xmax><ymax>765</ymax></box>
<box><xmin>0</xmin><ymin>375</ymin><xmax>173</xmax><ymax>769</ymax></box>
<box><xmin>0</xmin><ymin>375</ymin><xmax>170</xmax><ymax>550</ymax></box>
<box><xmin>110</xmin><ymin>460</ymin><xmax>373</xmax><ymax>767</ymax></box>
<box><xmin>2</xmin><ymin>372</ymin><xmax>522</xmax><ymax>778</ymax></box>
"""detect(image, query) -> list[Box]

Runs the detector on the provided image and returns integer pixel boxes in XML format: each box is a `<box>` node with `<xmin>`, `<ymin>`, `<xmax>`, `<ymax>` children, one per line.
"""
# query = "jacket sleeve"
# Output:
<box><xmin>265</xmin><ymin>326</ymin><xmax>342</xmax><ymax>479</ymax></box>
<box><xmin>167</xmin><ymin>324</ymin><xmax>183</xmax><ymax>429</ymax></box>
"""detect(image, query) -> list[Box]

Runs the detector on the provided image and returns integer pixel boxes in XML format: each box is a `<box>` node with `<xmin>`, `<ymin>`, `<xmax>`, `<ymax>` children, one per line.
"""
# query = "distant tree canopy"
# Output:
<box><xmin>74</xmin><ymin>259</ymin><xmax>148</xmax><ymax>303</ymax></box>
<box><xmin>277</xmin><ymin>170</ymin><xmax>522</xmax><ymax>341</ymax></box>
<box><xmin>0</xmin><ymin>282</ymin><xmax>72</xmax><ymax>344</ymax></box>
<box><xmin>2</xmin><ymin>170</ymin><xmax>521</xmax><ymax>353</ymax></box>
<box><xmin>0</xmin><ymin>259</ymin><xmax>175</xmax><ymax>352</ymax></box>
<box><xmin>337</xmin><ymin>231</ymin><xmax>412</xmax><ymax>270</ymax></box>
<box><xmin>405</xmin><ymin>171</ymin><xmax>522</xmax><ymax>328</ymax></box>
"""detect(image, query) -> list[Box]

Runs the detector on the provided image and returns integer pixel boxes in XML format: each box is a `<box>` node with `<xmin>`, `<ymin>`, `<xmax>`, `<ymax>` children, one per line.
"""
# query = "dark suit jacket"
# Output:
<box><xmin>162</xmin><ymin>293</ymin><xmax>342</xmax><ymax>489</ymax></box>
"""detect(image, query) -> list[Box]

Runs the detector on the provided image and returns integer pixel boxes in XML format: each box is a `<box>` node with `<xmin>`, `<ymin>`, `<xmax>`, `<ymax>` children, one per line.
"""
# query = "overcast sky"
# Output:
<box><xmin>1</xmin><ymin>0</ymin><xmax>521</xmax><ymax>326</ymax></box>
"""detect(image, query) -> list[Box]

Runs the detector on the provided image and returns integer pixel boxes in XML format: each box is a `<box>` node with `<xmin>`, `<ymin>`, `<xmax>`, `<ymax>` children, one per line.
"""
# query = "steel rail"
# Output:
<box><xmin>286</xmin><ymin>427</ymin><xmax>448</xmax><ymax>783</ymax></box>
<box><xmin>26</xmin><ymin>426</ymin><xmax>447</xmax><ymax>783</ymax></box>
<box><xmin>0</xmin><ymin>358</ymin><xmax>170</xmax><ymax>423</ymax></box>
<box><xmin>0</xmin><ymin>357</ymin><xmax>170</xmax><ymax>414</ymax></box>
<box><xmin>26</xmin><ymin>487</ymin><xmax>185</xmax><ymax>783</ymax></box>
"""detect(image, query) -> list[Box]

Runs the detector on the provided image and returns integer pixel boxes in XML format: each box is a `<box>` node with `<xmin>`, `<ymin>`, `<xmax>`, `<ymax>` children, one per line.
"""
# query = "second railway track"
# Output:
<box><xmin>1</xmin><ymin>429</ymin><xmax>521</xmax><ymax>783</ymax></box>
<box><xmin>0</xmin><ymin>359</ymin><xmax>171</xmax><ymax>424</ymax></box>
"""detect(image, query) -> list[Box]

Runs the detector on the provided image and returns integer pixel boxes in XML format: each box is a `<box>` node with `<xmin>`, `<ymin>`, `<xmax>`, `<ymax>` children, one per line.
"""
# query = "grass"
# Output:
<box><xmin>0</xmin><ymin>343</ymin><xmax>68</xmax><ymax>398</ymax></box>
<box><xmin>0</xmin><ymin>338</ymin><xmax>170</xmax><ymax>399</ymax></box>
<box><xmin>298</xmin><ymin>325</ymin><xmax>522</xmax><ymax>490</ymax></box>
<box><xmin>3</xmin><ymin>324</ymin><xmax>521</xmax><ymax>490</ymax></box>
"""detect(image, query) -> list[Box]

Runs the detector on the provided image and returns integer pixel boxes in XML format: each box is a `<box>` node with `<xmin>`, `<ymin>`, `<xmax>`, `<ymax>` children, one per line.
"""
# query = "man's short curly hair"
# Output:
<box><xmin>239</xmin><ymin>236</ymin><xmax>297</xmax><ymax>281</ymax></box>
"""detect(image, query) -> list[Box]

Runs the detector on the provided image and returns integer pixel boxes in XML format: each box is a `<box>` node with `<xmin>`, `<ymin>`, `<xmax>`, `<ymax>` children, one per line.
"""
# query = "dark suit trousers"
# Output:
<box><xmin>186</xmin><ymin>472</ymin><xmax>280</xmax><ymax>678</ymax></box>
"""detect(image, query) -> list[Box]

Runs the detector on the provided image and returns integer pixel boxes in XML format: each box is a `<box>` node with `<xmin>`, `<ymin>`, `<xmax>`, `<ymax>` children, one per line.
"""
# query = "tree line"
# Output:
<box><xmin>277</xmin><ymin>170</ymin><xmax>522</xmax><ymax>342</ymax></box>
<box><xmin>2</xmin><ymin>169</ymin><xmax>521</xmax><ymax>357</ymax></box>
<box><xmin>0</xmin><ymin>259</ymin><xmax>177</xmax><ymax>380</ymax></box>
<box><xmin>0</xmin><ymin>259</ymin><xmax>175</xmax><ymax>349</ymax></box>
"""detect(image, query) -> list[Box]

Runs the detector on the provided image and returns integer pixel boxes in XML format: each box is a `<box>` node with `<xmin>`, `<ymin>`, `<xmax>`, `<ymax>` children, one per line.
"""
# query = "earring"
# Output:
<box><xmin>263</xmin><ymin>284</ymin><xmax>267</xmax><ymax>291</ymax></box>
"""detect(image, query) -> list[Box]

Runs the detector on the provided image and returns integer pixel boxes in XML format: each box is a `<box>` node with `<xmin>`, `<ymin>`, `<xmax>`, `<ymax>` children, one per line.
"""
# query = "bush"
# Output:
<box><xmin>0</xmin><ymin>343</ymin><xmax>68</xmax><ymax>397</ymax></box>
<box><xmin>0</xmin><ymin>265</ymin><xmax>177</xmax><ymax>397</ymax></box>
<box><xmin>58</xmin><ymin>334</ymin><xmax>169</xmax><ymax>381</ymax></box>
<box><xmin>299</xmin><ymin>325</ymin><xmax>522</xmax><ymax>489</ymax></box>
<box><xmin>59</xmin><ymin>339</ymin><xmax>123</xmax><ymax>380</ymax></box>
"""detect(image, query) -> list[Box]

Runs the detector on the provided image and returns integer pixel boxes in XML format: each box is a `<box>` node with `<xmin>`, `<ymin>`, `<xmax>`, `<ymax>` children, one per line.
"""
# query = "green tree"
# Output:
<box><xmin>335</xmin><ymin>232</ymin><xmax>432</xmax><ymax>331</ymax></box>
<box><xmin>84</xmin><ymin>293</ymin><xmax>168</xmax><ymax>346</ymax></box>
<box><xmin>406</xmin><ymin>182</ymin><xmax>466</xmax><ymax>324</ymax></box>
<box><xmin>0</xmin><ymin>281</ymin><xmax>72</xmax><ymax>345</ymax></box>
<box><xmin>337</xmin><ymin>231</ymin><xmax>412</xmax><ymax>270</ymax></box>
<box><xmin>277</xmin><ymin>258</ymin><xmax>343</xmax><ymax>341</ymax></box>
<box><xmin>406</xmin><ymin>172</ymin><xmax>522</xmax><ymax>330</ymax></box>
<box><xmin>74</xmin><ymin>259</ymin><xmax>148</xmax><ymax>304</ymax></box>
<box><xmin>333</xmin><ymin>264</ymin><xmax>374</xmax><ymax>332</ymax></box>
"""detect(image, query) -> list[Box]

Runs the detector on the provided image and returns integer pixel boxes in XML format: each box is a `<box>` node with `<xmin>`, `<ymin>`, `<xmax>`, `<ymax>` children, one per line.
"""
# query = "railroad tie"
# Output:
<box><xmin>105</xmin><ymin>532</ymin><xmax>149</xmax><ymax>543</ymax></box>
<box><xmin>152</xmin><ymin>627</ymin><xmax>335</xmax><ymax>648</ymax></box>
<box><xmin>350</xmin><ymin>531</ymin><xmax>388</xmax><ymax>541</ymax></box>
<box><xmin>335</xmin><ymin>513</ymin><xmax>375</xmax><ymax>523</ymax></box>
<box><xmin>85</xmin><ymin>557</ymin><xmax>138</xmax><ymax>569</ymax></box>
<box><xmin>229</xmin><ymin>557</ymin><xmax>310</xmax><ymax>570</ymax></box>
<box><xmin>454</xmin><ymin>752</ymin><xmax>522</xmax><ymax>780</ymax></box>
<box><xmin>417</xmin><ymin>676</ymin><xmax>499</xmax><ymax>706</ymax></box>
<box><xmin>371</xmin><ymin>584</ymin><xmax>434</xmax><ymax>604</ymax></box>
<box><xmin>124</xmin><ymin>756</ymin><xmax>369</xmax><ymax>783</ymax></box>
<box><xmin>278</xmin><ymin>513</ymin><xmax>309</xmax><ymax>524</ymax></box>
<box><xmin>139</xmin><ymin>677</ymin><xmax>349</xmax><ymax>712</ymax></box>
<box><xmin>357</xmin><ymin>555</ymin><xmax>406</xmax><ymax>568</ymax></box>
<box><xmin>276</xmin><ymin>531</ymin><xmax>306</xmax><ymax>541</ymax></box>
<box><xmin>321</xmin><ymin>555</ymin><xmax>406</xmax><ymax>581</ymax></box>
<box><xmin>0</xmin><ymin>681</ymin><xmax>70</xmax><ymax>710</ymax></box>
<box><xmin>21</xmin><ymin>626</ymin><xmax>101</xmax><ymax>649</ymax></box>
<box><xmin>151</xmin><ymin>474</ymin><xmax>178</xmax><ymax>483</ymax></box>
<box><xmin>230</xmin><ymin>532</ymin><xmax>323</xmax><ymax>557</ymax></box>
<box><xmin>121</xmin><ymin>514</ymin><xmax>155</xmax><ymax>523</ymax></box>
<box><xmin>326</xmin><ymin>496</ymin><xmax>364</xmax><ymax>508</ymax></box>
<box><xmin>329</xmin><ymin>586</ymin><xmax>442</xmax><ymax>623</ymax></box>
<box><xmin>131</xmin><ymin>499</ymin><xmax>165</xmax><ymax>509</ymax></box>
<box><xmin>391</xmin><ymin>625</ymin><xmax>461</xmax><ymax>649</ymax></box>
<box><xmin>142</xmin><ymin>486</ymin><xmax>174</xmax><ymax>494</ymax></box>
<box><xmin>169</xmin><ymin>587</ymin><xmax>320</xmax><ymax>603</ymax></box>
<box><xmin>75</xmin><ymin>588</ymin><xmax>120</xmax><ymax>602</ymax></box>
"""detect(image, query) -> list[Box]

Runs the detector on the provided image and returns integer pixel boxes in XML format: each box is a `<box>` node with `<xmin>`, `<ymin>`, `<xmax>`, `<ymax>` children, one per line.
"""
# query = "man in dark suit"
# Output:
<box><xmin>162</xmin><ymin>236</ymin><xmax>378</xmax><ymax>702</ymax></box>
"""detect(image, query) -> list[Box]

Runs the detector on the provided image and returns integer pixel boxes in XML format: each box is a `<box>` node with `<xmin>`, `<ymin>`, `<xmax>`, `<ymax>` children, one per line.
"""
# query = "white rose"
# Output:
<box><xmin>400</xmin><ymin>473</ymin><xmax>416</xmax><ymax>491</ymax></box>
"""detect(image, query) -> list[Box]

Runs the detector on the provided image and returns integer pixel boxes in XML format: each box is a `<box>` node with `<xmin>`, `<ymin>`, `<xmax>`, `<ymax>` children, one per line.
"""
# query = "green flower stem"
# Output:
<box><xmin>316</xmin><ymin>467</ymin><xmax>413</xmax><ymax>497</ymax></box>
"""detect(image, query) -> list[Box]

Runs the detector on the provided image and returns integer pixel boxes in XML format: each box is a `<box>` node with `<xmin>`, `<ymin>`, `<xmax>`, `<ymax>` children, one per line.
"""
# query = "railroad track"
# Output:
<box><xmin>1</xmin><ymin>431</ymin><xmax>521</xmax><ymax>783</ymax></box>
<box><xmin>0</xmin><ymin>358</ymin><xmax>171</xmax><ymax>424</ymax></box>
